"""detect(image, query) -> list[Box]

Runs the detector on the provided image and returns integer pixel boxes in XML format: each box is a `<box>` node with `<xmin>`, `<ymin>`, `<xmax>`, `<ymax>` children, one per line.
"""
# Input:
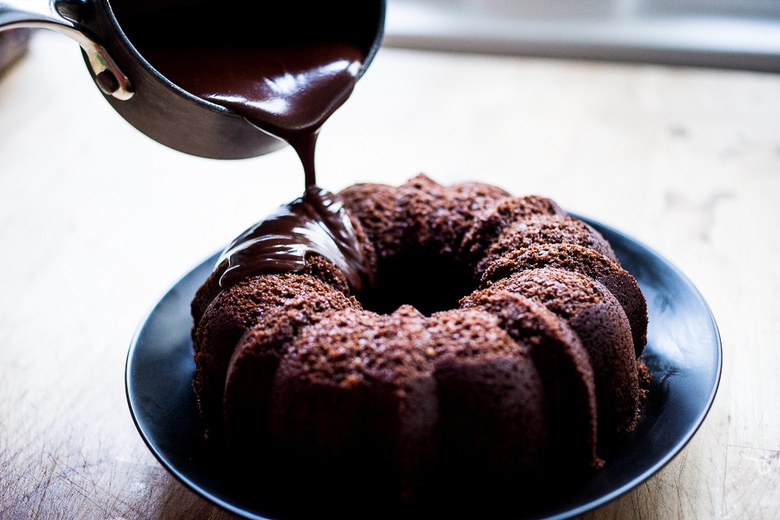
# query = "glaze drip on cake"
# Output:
<box><xmin>217</xmin><ymin>186</ymin><xmax>370</xmax><ymax>292</ymax></box>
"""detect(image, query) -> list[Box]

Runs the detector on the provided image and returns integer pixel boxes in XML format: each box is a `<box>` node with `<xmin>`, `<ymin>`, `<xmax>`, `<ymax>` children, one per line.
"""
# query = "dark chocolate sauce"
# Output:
<box><xmin>128</xmin><ymin>15</ymin><xmax>371</xmax><ymax>289</ymax></box>
<box><xmin>217</xmin><ymin>186</ymin><xmax>368</xmax><ymax>291</ymax></box>
<box><xmin>143</xmin><ymin>44</ymin><xmax>364</xmax><ymax>188</ymax></box>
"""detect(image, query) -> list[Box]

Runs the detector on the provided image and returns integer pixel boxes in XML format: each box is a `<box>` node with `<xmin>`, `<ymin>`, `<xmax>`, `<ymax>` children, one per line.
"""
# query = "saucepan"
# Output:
<box><xmin>0</xmin><ymin>0</ymin><xmax>385</xmax><ymax>158</ymax></box>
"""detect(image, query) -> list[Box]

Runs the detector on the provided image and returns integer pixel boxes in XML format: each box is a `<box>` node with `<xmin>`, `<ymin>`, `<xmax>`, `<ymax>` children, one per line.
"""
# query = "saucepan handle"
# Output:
<box><xmin>0</xmin><ymin>0</ymin><xmax>133</xmax><ymax>99</ymax></box>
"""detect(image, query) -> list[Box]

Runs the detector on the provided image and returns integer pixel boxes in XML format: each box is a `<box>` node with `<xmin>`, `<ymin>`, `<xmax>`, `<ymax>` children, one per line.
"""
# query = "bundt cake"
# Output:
<box><xmin>190</xmin><ymin>174</ymin><xmax>650</xmax><ymax>512</ymax></box>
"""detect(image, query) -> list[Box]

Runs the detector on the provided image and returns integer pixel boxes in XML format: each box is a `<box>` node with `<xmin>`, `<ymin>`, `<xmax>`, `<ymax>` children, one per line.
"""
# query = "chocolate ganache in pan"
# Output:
<box><xmin>118</xmin><ymin>2</ymin><xmax>379</xmax><ymax>188</ymax></box>
<box><xmin>144</xmin><ymin>43</ymin><xmax>364</xmax><ymax>189</ymax></box>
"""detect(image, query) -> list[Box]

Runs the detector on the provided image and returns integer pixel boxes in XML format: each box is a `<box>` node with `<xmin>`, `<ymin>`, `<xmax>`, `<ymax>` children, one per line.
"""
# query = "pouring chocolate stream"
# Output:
<box><xmin>132</xmin><ymin>15</ymin><xmax>375</xmax><ymax>291</ymax></box>
<box><xmin>144</xmin><ymin>43</ymin><xmax>364</xmax><ymax>188</ymax></box>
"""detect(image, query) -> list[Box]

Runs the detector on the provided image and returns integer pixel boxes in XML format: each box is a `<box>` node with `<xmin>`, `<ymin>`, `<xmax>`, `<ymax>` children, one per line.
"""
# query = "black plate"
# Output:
<box><xmin>126</xmin><ymin>218</ymin><xmax>721</xmax><ymax>519</ymax></box>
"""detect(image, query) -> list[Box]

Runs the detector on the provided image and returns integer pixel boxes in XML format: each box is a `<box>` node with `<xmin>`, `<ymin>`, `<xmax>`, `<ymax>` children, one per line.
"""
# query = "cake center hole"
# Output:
<box><xmin>355</xmin><ymin>250</ymin><xmax>476</xmax><ymax>316</ymax></box>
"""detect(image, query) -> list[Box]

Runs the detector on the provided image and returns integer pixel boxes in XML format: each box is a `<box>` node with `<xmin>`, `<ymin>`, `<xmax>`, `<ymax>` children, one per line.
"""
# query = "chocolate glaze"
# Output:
<box><xmin>124</xmin><ymin>9</ymin><xmax>371</xmax><ymax>288</ymax></box>
<box><xmin>143</xmin><ymin>44</ymin><xmax>364</xmax><ymax>188</ymax></box>
<box><xmin>217</xmin><ymin>186</ymin><xmax>369</xmax><ymax>292</ymax></box>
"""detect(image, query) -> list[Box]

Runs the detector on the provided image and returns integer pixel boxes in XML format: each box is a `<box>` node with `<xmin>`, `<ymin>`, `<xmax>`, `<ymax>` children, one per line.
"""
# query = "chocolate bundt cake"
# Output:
<box><xmin>190</xmin><ymin>174</ymin><xmax>649</xmax><ymax>511</ymax></box>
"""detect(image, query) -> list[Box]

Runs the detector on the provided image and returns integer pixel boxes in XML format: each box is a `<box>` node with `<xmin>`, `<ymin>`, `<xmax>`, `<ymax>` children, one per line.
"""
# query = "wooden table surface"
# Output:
<box><xmin>1</xmin><ymin>31</ymin><xmax>778</xmax><ymax>519</ymax></box>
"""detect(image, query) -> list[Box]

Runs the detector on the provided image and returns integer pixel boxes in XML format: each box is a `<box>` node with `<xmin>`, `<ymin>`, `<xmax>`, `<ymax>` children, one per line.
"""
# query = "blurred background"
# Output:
<box><xmin>383</xmin><ymin>0</ymin><xmax>780</xmax><ymax>71</ymax></box>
